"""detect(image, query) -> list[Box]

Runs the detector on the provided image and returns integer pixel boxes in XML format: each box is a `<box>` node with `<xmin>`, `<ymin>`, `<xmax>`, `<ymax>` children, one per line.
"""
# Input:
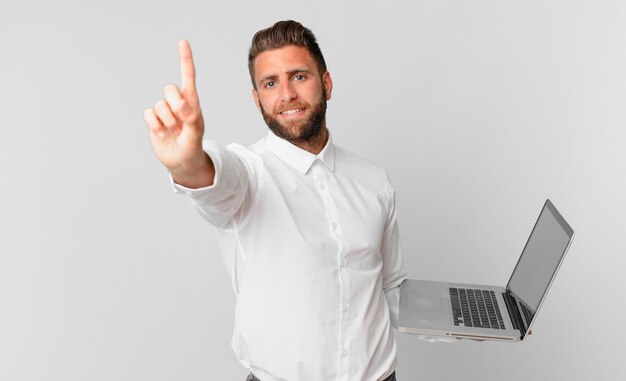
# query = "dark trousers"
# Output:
<box><xmin>246</xmin><ymin>371</ymin><xmax>396</xmax><ymax>381</ymax></box>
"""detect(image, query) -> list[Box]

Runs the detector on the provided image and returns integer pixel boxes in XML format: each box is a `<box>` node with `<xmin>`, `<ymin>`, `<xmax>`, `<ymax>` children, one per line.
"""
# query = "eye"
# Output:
<box><xmin>294</xmin><ymin>74</ymin><xmax>306</xmax><ymax>81</ymax></box>
<box><xmin>264</xmin><ymin>81</ymin><xmax>276</xmax><ymax>88</ymax></box>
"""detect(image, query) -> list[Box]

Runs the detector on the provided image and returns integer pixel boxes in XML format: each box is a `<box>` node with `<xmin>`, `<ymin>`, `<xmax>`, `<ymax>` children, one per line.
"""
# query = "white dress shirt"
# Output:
<box><xmin>172</xmin><ymin>131</ymin><xmax>407</xmax><ymax>381</ymax></box>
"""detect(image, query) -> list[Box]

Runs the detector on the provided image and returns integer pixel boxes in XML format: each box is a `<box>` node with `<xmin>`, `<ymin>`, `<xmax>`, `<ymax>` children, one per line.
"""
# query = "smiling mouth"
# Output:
<box><xmin>279</xmin><ymin>108</ymin><xmax>305</xmax><ymax>116</ymax></box>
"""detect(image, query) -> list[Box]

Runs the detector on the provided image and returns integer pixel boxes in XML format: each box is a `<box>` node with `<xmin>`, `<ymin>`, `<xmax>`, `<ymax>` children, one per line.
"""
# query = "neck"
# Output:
<box><xmin>290</xmin><ymin>126</ymin><xmax>329</xmax><ymax>155</ymax></box>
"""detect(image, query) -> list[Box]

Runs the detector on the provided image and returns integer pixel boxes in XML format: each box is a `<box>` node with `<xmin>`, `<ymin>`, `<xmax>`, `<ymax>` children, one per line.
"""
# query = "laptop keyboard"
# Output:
<box><xmin>449</xmin><ymin>287</ymin><xmax>505</xmax><ymax>329</ymax></box>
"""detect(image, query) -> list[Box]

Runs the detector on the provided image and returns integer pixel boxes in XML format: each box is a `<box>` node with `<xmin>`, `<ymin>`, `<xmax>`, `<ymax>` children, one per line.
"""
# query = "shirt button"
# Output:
<box><xmin>331</xmin><ymin>222</ymin><xmax>338</xmax><ymax>230</ymax></box>
<box><xmin>340</xmin><ymin>260</ymin><xmax>347</xmax><ymax>268</ymax></box>
<box><xmin>319</xmin><ymin>183</ymin><xmax>326</xmax><ymax>190</ymax></box>
<box><xmin>342</xmin><ymin>304</ymin><xmax>349</xmax><ymax>312</ymax></box>
<box><xmin>341</xmin><ymin>350</ymin><xmax>348</xmax><ymax>357</ymax></box>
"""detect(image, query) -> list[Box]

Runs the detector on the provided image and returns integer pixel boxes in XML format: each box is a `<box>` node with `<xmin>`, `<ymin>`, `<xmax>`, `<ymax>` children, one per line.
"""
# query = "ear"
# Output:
<box><xmin>323</xmin><ymin>71</ymin><xmax>333</xmax><ymax>101</ymax></box>
<box><xmin>252</xmin><ymin>88</ymin><xmax>261</xmax><ymax>111</ymax></box>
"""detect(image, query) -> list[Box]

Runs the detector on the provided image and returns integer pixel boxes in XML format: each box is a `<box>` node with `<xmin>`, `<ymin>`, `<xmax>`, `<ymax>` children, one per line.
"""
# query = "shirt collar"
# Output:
<box><xmin>265</xmin><ymin>130</ymin><xmax>335</xmax><ymax>174</ymax></box>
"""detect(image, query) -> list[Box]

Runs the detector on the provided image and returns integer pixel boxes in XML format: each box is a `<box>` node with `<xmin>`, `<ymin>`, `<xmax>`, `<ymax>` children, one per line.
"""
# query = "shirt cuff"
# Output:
<box><xmin>385</xmin><ymin>286</ymin><xmax>400</xmax><ymax>330</ymax></box>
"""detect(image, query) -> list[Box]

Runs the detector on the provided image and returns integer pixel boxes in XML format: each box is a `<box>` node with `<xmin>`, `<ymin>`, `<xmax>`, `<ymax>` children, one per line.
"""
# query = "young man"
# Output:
<box><xmin>144</xmin><ymin>21</ymin><xmax>406</xmax><ymax>381</ymax></box>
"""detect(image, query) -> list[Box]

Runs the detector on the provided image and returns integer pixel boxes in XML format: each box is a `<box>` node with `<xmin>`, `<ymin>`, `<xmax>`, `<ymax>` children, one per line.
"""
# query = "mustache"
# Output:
<box><xmin>275</xmin><ymin>102</ymin><xmax>308</xmax><ymax>114</ymax></box>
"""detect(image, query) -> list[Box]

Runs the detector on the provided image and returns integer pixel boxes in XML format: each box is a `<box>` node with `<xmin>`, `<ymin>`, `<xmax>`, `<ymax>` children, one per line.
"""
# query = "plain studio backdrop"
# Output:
<box><xmin>1</xmin><ymin>0</ymin><xmax>624</xmax><ymax>380</ymax></box>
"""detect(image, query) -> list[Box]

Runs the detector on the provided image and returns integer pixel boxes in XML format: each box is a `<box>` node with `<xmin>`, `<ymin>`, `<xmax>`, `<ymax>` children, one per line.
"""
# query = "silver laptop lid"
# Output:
<box><xmin>505</xmin><ymin>199</ymin><xmax>574</xmax><ymax>331</ymax></box>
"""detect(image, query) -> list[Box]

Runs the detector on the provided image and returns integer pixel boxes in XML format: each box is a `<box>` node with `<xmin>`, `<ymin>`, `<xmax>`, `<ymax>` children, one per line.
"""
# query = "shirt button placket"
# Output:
<box><xmin>312</xmin><ymin>163</ymin><xmax>349</xmax><ymax>379</ymax></box>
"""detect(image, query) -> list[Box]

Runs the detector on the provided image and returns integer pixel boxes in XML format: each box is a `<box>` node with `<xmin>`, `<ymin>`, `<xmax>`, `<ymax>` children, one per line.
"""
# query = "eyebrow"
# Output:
<box><xmin>258</xmin><ymin>68</ymin><xmax>313</xmax><ymax>84</ymax></box>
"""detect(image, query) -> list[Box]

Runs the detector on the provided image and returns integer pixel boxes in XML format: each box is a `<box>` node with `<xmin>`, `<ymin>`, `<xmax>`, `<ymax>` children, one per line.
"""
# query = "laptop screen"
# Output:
<box><xmin>506</xmin><ymin>200</ymin><xmax>574</xmax><ymax>324</ymax></box>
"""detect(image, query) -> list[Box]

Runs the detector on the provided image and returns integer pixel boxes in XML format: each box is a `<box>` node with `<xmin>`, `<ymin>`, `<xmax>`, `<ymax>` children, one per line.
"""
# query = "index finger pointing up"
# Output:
<box><xmin>178</xmin><ymin>39</ymin><xmax>196</xmax><ymax>93</ymax></box>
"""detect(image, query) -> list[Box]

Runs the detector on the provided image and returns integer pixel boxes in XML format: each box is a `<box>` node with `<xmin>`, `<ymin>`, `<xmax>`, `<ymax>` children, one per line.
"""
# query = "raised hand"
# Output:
<box><xmin>144</xmin><ymin>40</ymin><xmax>214</xmax><ymax>188</ymax></box>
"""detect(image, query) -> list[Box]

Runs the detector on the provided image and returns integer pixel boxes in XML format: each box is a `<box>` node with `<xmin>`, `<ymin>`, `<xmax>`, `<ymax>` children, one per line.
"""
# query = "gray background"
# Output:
<box><xmin>1</xmin><ymin>0</ymin><xmax>624</xmax><ymax>380</ymax></box>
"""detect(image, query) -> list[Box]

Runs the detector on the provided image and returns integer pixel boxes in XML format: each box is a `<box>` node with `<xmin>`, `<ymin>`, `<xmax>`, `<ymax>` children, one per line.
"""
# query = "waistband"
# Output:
<box><xmin>246</xmin><ymin>371</ymin><xmax>396</xmax><ymax>381</ymax></box>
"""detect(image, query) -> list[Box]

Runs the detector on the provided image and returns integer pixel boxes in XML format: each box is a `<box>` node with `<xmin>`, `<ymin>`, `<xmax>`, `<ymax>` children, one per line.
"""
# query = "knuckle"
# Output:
<box><xmin>162</xmin><ymin>116</ymin><xmax>177</xmax><ymax>128</ymax></box>
<box><xmin>154</xmin><ymin>100</ymin><xmax>172</xmax><ymax>116</ymax></box>
<box><xmin>154</xmin><ymin>99</ymin><xmax>166</xmax><ymax>109</ymax></box>
<box><xmin>170</xmin><ymin>101</ymin><xmax>183</xmax><ymax>114</ymax></box>
<box><xmin>164</xmin><ymin>83</ymin><xmax>179</xmax><ymax>93</ymax></box>
<box><xmin>144</xmin><ymin>111</ymin><xmax>158</xmax><ymax>126</ymax></box>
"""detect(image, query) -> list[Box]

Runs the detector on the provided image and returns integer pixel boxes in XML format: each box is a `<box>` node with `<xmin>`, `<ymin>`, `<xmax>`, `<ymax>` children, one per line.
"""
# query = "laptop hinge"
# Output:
<box><xmin>502</xmin><ymin>291</ymin><xmax>527</xmax><ymax>339</ymax></box>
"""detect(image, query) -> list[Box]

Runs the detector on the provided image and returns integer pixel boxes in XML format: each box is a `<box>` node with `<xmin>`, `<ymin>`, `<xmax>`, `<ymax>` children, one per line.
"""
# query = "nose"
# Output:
<box><xmin>279</xmin><ymin>81</ymin><xmax>297</xmax><ymax>103</ymax></box>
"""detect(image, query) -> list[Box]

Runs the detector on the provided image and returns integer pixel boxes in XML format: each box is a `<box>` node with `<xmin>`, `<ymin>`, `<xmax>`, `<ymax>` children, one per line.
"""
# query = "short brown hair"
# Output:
<box><xmin>248</xmin><ymin>20</ymin><xmax>327</xmax><ymax>89</ymax></box>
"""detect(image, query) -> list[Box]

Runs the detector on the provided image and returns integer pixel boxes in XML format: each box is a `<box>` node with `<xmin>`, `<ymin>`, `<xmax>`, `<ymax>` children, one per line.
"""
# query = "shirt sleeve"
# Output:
<box><xmin>380</xmin><ymin>174</ymin><xmax>408</xmax><ymax>329</ymax></box>
<box><xmin>170</xmin><ymin>140</ymin><xmax>261</xmax><ymax>230</ymax></box>
<box><xmin>380</xmin><ymin>175</ymin><xmax>457</xmax><ymax>342</ymax></box>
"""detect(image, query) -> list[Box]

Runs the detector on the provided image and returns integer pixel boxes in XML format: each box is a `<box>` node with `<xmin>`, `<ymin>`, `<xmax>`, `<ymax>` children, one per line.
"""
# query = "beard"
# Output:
<box><xmin>260</xmin><ymin>90</ymin><xmax>327</xmax><ymax>144</ymax></box>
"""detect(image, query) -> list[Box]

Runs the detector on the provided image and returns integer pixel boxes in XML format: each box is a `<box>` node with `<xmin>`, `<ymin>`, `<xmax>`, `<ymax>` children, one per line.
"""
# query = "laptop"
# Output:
<box><xmin>398</xmin><ymin>199</ymin><xmax>574</xmax><ymax>341</ymax></box>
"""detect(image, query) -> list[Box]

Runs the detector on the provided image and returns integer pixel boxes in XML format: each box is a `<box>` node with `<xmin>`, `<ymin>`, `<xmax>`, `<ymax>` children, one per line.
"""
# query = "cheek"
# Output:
<box><xmin>308</xmin><ymin>83</ymin><xmax>326</xmax><ymax>103</ymax></box>
<box><xmin>258</xmin><ymin>94</ymin><xmax>276</xmax><ymax>113</ymax></box>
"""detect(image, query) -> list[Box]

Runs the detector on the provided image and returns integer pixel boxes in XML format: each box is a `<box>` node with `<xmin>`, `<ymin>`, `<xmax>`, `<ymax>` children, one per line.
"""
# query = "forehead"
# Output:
<box><xmin>253</xmin><ymin>45</ymin><xmax>319</xmax><ymax>79</ymax></box>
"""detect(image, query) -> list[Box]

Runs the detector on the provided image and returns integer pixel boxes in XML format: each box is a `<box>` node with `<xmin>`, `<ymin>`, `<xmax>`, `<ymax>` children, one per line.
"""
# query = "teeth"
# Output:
<box><xmin>281</xmin><ymin>108</ymin><xmax>303</xmax><ymax>115</ymax></box>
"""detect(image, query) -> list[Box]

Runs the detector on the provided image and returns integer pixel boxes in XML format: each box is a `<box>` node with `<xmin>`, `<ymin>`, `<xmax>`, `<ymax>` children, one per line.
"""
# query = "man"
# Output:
<box><xmin>144</xmin><ymin>20</ymin><xmax>406</xmax><ymax>381</ymax></box>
